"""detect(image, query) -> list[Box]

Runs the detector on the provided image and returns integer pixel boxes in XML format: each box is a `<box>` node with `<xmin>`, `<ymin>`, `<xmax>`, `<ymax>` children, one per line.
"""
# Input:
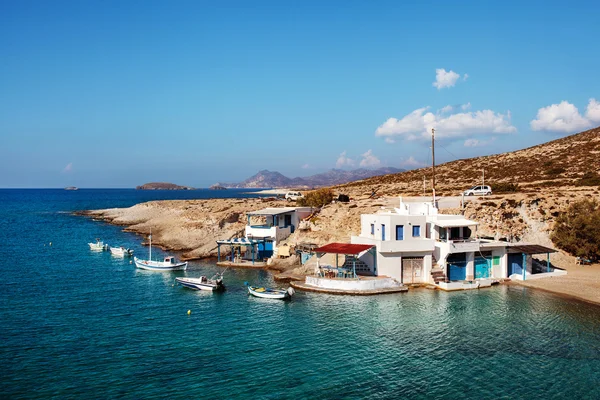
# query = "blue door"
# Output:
<box><xmin>474</xmin><ymin>257</ymin><xmax>490</xmax><ymax>279</ymax></box>
<box><xmin>381</xmin><ymin>224</ymin><xmax>385</xmax><ymax>241</ymax></box>
<box><xmin>448</xmin><ymin>260</ymin><xmax>467</xmax><ymax>281</ymax></box>
<box><xmin>396</xmin><ymin>225</ymin><xmax>404</xmax><ymax>240</ymax></box>
<box><xmin>508</xmin><ymin>254</ymin><xmax>523</xmax><ymax>276</ymax></box>
<box><xmin>258</xmin><ymin>242</ymin><xmax>274</xmax><ymax>258</ymax></box>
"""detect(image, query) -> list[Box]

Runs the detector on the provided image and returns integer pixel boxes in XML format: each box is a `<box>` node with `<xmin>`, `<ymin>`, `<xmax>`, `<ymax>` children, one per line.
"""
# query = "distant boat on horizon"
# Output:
<box><xmin>64</xmin><ymin>186</ymin><xmax>78</xmax><ymax>191</ymax></box>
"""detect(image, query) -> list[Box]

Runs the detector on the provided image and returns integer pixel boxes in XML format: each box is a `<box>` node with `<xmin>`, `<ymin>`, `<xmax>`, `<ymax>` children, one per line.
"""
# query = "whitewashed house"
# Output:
<box><xmin>351</xmin><ymin>198</ymin><xmax>561</xmax><ymax>290</ymax></box>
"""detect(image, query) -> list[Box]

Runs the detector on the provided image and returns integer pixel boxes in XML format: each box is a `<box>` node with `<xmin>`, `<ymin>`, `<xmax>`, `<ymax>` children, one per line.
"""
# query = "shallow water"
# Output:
<box><xmin>1</xmin><ymin>190</ymin><xmax>599</xmax><ymax>399</ymax></box>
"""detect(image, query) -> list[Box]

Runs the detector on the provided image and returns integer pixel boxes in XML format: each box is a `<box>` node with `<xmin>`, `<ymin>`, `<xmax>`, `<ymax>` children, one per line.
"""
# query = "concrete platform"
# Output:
<box><xmin>216</xmin><ymin>260</ymin><xmax>267</xmax><ymax>269</ymax></box>
<box><xmin>291</xmin><ymin>280</ymin><xmax>408</xmax><ymax>295</ymax></box>
<box><xmin>436</xmin><ymin>279</ymin><xmax>499</xmax><ymax>291</ymax></box>
<box><xmin>292</xmin><ymin>275</ymin><xmax>408</xmax><ymax>296</ymax></box>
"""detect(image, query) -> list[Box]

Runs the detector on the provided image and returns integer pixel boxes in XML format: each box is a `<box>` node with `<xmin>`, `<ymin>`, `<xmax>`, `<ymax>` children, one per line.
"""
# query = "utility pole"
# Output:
<box><xmin>482</xmin><ymin>169</ymin><xmax>485</xmax><ymax>189</ymax></box>
<box><xmin>431</xmin><ymin>128</ymin><xmax>436</xmax><ymax>203</ymax></box>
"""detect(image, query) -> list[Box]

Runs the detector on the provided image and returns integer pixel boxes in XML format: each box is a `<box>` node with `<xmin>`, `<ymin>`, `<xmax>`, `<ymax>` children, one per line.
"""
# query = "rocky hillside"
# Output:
<box><xmin>336</xmin><ymin>126</ymin><xmax>600</xmax><ymax>197</ymax></box>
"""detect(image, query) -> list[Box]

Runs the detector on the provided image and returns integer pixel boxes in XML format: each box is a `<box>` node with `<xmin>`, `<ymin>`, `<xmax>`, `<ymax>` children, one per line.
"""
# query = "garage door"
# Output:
<box><xmin>447</xmin><ymin>254</ymin><xmax>467</xmax><ymax>281</ymax></box>
<box><xmin>475</xmin><ymin>257</ymin><xmax>491</xmax><ymax>279</ymax></box>
<box><xmin>508</xmin><ymin>254</ymin><xmax>523</xmax><ymax>276</ymax></box>
<box><xmin>402</xmin><ymin>257</ymin><xmax>424</xmax><ymax>284</ymax></box>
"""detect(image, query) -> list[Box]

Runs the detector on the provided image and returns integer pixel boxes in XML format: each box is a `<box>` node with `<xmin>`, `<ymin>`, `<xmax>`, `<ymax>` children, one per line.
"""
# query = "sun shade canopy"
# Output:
<box><xmin>509</xmin><ymin>244</ymin><xmax>558</xmax><ymax>254</ymax></box>
<box><xmin>247</xmin><ymin>207</ymin><xmax>298</xmax><ymax>216</ymax></box>
<box><xmin>314</xmin><ymin>243</ymin><xmax>374</xmax><ymax>255</ymax></box>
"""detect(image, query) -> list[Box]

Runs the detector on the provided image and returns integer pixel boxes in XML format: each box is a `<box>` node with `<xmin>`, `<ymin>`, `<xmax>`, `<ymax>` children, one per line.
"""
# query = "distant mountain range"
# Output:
<box><xmin>217</xmin><ymin>167</ymin><xmax>405</xmax><ymax>188</ymax></box>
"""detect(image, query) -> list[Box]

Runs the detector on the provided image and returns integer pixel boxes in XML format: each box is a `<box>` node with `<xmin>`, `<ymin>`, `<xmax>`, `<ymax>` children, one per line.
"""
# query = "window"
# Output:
<box><xmin>370</xmin><ymin>224</ymin><xmax>374</xmax><ymax>235</ymax></box>
<box><xmin>450</xmin><ymin>227</ymin><xmax>460</xmax><ymax>240</ymax></box>
<box><xmin>412</xmin><ymin>225</ymin><xmax>420</xmax><ymax>237</ymax></box>
<box><xmin>382</xmin><ymin>224</ymin><xmax>386</xmax><ymax>241</ymax></box>
<box><xmin>439</xmin><ymin>227</ymin><xmax>447</xmax><ymax>241</ymax></box>
<box><xmin>396</xmin><ymin>225</ymin><xmax>403</xmax><ymax>240</ymax></box>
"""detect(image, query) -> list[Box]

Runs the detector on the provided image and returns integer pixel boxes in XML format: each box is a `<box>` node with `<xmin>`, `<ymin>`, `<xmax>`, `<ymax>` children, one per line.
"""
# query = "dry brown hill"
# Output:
<box><xmin>337</xmin><ymin>126</ymin><xmax>600</xmax><ymax>197</ymax></box>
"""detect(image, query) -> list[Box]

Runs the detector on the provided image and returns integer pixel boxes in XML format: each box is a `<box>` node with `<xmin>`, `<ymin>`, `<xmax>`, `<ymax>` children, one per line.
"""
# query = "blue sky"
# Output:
<box><xmin>1</xmin><ymin>0</ymin><xmax>599</xmax><ymax>188</ymax></box>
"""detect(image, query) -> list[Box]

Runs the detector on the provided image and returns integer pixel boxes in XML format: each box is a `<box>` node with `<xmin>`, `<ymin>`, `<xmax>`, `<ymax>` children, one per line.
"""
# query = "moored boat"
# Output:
<box><xmin>89</xmin><ymin>238</ymin><xmax>108</xmax><ymax>251</ymax></box>
<box><xmin>134</xmin><ymin>256</ymin><xmax>187</xmax><ymax>271</ymax></box>
<box><xmin>176</xmin><ymin>272</ymin><xmax>225</xmax><ymax>291</ymax></box>
<box><xmin>246</xmin><ymin>283</ymin><xmax>294</xmax><ymax>300</ymax></box>
<box><xmin>110</xmin><ymin>246</ymin><xmax>134</xmax><ymax>257</ymax></box>
<box><xmin>134</xmin><ymin>230</ymin><xmax>187</xmax><ymax>271</ymax></box>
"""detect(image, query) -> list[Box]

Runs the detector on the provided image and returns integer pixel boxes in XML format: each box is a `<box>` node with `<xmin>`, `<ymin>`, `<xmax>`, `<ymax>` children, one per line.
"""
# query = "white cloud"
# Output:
<box><xmin>359</xmin><ymin>150</ymin><xmax>381</xmax><ymax>168</ymax></box>
<box><xmin>461</xmin><ymin>102</ymin><xmax>471</xmax><ymax>111</ymax></box>
<box><xmin>335</xmin><ymin>151</ymin><xmax>355</xmax><ymax>168</ymax></box>
<box><xmin>62</xmin><ymin>162</ymin><xmax>73</xmax><ymax>173</ymax></box>
<box><xmin>301</xmin><ymin>163</ymin><xmax>310</xmax><ymax>169</ymax></box>
<box><xmin>433</xmin><ymin>68</ymin><xmax>462</xmax><ymax>89</ymax></box>
<box><xmin>530</xmin><ymin>100</ymin><xmax>595</xmax><ymax>133</ymax></box>
<box><xmin>375</xmin><ymin>106</ymin><xmax>516</xmax><ymax>141</ymax></box>
<box><xmin>384</xmin><ymin>137</ymin><xmax>395</xmax><ymax>144</ymax></box>
<box><xmin>464</xmin><ymin>137</ymin><xmax>496</xmax><ymax>147</ymax></box>
<box><xmin>400</xmin><ymin>156</ymin><xmax>426</xmax><ymax>168</ymax></box>
<box><xmin>586</xmin><ymin>98</ymin><xmax>600</xmax><ymax>123</ymax></box>
<box><xmin>463</xmin><ymin>73</ymin><xmax>469</xmax><ymax>81</ymax></box>
<box><xmin>440</xmin><ymin>105</ymin><xmax>454</xmax><ymax>114</ymax></box>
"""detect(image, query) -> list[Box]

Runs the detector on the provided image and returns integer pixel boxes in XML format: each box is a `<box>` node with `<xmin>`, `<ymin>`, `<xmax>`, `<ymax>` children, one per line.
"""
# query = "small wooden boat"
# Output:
<box><xmin>110</xmin><ymin>246</ymin><xmax>134</xmax><ymax>257</ymax></box>
<box><xmin>133</xmin><ymin>230</ymin><xmax>187</xmax><ymax>271</ymax></box>
<box><xmin>176</xmin><ymin>272</ymin><xmax>225</xmax><ymax>291</ymax></box>
<box><xmin>88</xmin><ymin>239</ymin><xmax>108</xmax><ymax>251</ymax></box>
<box><xmin>246</xmin><ymin>283</ymin><xmax>295</xmax><ymax>300</ymax></box>
<box><xmin>134</xmin><ymin>256</ymin><xmax>187</xmax><ymax>271</ymax></box>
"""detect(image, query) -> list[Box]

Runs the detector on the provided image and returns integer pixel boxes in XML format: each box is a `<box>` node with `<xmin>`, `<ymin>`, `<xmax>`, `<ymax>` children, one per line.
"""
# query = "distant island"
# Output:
<box><xmin>136</xmin><ymin>182</ymin><xmax>194</xmax><ymax>190</ymax></box>
<box><xmin>209</xmin><ymin>184</ymin><xmax>227</xmax><ymax>190</ymax></box>
<box><xmin>64</xmin><ymin>186</ymin><xmax>78</xmax><ymax>191</ymax></box>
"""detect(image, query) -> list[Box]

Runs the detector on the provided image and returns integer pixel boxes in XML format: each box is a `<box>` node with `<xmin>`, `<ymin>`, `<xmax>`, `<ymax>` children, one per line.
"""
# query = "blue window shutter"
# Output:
<box><xmin>412</xmin><ymin>225</ymin><xmax>420</xmax><ymax>237</ymax></box>
<box><xmin>370</xmin><ymin>224</ymin><xmax>374</xmax><ymax>235</ymax></box>
<box><xmin>382</xmin><ymin>224</ymin><xmax>386</xmax><ymax>240</ymax></box>
<box><xmin>396</xmin><ymin>225</ymin><xmax>403</xmax><ymax>240</ymax></box>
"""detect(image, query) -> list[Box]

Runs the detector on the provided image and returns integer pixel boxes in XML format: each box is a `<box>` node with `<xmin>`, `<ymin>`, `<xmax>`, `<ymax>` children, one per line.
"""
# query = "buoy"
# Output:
<box><xmin>187</xmin><ymin>310</ymin><xmax>191</xmax><ymax>315</ymax></box>
<box><xmin>129</xmin><ymin>260</ymin><xmax>132</xmax><ymax>264</ymax></box>
<box><xmin>49</xmin><ymin>242</ymin><xmax>52</xmax><ymax>246</ymax></box>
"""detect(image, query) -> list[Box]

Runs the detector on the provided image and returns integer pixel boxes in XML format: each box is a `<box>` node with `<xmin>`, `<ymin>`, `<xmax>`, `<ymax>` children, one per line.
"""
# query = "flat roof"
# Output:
<box><xmin>314</xmin><ymin>243</ymin><xmax>374</xmax><ymax>255</ymax></box>
<box><xmin>509</xmin><ymin>244</ymin><xmax>558</xmax><ymax>254</ymax></box>
<box><xmin>247</xmin><ymin>207</ymin><xmax>298</xmax><ymax>216</ymax></box>
<box><xmin>431</xmin><ymin>218</ymin><xmax>479</xmax><ymax>228</ymax></box>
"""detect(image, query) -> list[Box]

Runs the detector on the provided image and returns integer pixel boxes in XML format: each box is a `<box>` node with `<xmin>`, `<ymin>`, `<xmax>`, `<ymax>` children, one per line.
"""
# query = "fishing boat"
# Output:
<box><xmin>110</xmin><ymin>246</ymin><xmax>134</xmax><ymax>257</ymax></box>
<box><xmin>246</xmin><ymin>283</ymin><xmax>295</xmax><ymax>300</ymax></box>
<box><xmin>133</xmin><ymin>230</ymin><xmax>187</xmax><ymax>271</ymax></box>
<box><xmin>88</xmin><ymin>238</ymin><xmax>108</xmax><ymax>251</ymax></box>
<box><xmin>175</xmin><ymin>271</ymin><xmax>225</xmax><ymax>291</ymax></box>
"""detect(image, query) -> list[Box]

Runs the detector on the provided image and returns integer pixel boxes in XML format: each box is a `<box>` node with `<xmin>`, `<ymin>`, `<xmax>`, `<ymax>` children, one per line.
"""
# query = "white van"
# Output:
<box><xmin>463</xmin><ymin>185</ymin><xmax>492</xmax><ymax>196</ymax></box>
<box><xmin>285</xmin><ymin>191</ymin><xmax>303</xmax><ymax>201</ymax></box>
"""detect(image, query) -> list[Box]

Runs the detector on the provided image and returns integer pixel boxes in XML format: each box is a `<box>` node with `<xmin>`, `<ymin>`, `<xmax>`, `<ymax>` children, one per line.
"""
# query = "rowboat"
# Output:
<box><xmin>133</xmin><ymin>230</ymin><xmax>187</xmax><ymax>271</ymax></box>
<box><xmin>110</xmin><ymin>246</ymin><xmax>134</xmax><ymax>257</ymax></box>
<box><xmin>89</xmin><ymin>239</ymin><xmax>108</xmax><ymax>251</ymax></box>
<box><xmin>176</xmin><ymin>273</ymin><xmax>225</xmax><ymax>291</ymax></box>
<box><xmin>246</xmin><ymin>283</ymin><xmax>295</xmax><ymax>300</ymax></box>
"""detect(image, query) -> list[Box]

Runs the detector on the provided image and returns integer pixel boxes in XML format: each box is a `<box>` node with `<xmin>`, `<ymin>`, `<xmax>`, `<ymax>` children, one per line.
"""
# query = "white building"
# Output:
<box><xmin>351</xmin><ymin>198</ymin><xmax>561</xmax><ymax>290</ymax></box>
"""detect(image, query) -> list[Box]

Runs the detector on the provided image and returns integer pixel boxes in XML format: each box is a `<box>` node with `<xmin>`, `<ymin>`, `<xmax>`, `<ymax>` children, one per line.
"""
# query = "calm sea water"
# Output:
<box><xmin>1</xmin><ymin>189</ymin><xmax>599</xmax><ymax>399</ymax></box>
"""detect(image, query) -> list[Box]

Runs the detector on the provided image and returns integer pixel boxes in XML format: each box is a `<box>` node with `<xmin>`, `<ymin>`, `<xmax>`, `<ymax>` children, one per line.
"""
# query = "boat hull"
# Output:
<box><xmin>247</xmin><ymin>286</ymin><xmax>293</xmax><ymax>300</ymax></box>
<box><xmin>134</xmin><ymin>257</ymin><xmax>188</xmax><ymax>271</ymax></box>
<box><xmin>175</xmin><ymin>277</ymin><xmax>224</xmax><ymax>291</ymax></box>
<box><xmin>89</xmin><ymin>243</ymin><xmax>108</xmax><ymax>251</ymax></box>
<box><xmin>110</xmin><ymin>247</ymin><xmax>133</xmax><ymax>257</ymax></box>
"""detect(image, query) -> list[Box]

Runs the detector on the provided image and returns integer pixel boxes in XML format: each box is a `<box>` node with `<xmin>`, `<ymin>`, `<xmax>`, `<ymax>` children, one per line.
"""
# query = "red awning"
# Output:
<box><xmin>314</xmin><ymin>243</ymin><xmax>374</xmax><ymax>255</ymax></box>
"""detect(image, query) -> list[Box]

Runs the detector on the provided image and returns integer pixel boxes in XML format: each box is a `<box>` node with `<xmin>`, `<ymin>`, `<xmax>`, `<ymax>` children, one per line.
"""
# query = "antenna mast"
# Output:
<box><xmin>431</xmin><ymin>128</ymin><xmax>436</xmax><ymax>204</ymax></box>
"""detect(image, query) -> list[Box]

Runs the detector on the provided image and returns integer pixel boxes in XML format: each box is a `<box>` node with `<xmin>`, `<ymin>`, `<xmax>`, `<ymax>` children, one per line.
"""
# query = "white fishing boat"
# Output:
<box><xmin>133</xmin><ymin>230</ymin><xmax>187</xmax><ymax>271</ymax></box>
<box><xmin>246</xmin><ymin>283</ymin><xmax>295</xmax><ymax>300</ymax></box>
<box><xmin>88</xmin><ymin>238</ymin><xmax>108</xmax><ymax>251</ymax></box>
<box><xmin>176</xmin><ymin>271</ymin><xmax>225</xmax><ymax>291</ymax></box>
<box><xmin>110</xmin><ymin>246</ymin><xmax>134</xmax><ymax>257</ymax></box>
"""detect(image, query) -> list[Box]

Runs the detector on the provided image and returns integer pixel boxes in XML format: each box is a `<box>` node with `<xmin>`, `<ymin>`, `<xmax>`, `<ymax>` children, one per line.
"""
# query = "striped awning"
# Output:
<box><xmin>216</xmin><ymin>237</ymin><xmax>267</xmax><ymax>245</ymax></box>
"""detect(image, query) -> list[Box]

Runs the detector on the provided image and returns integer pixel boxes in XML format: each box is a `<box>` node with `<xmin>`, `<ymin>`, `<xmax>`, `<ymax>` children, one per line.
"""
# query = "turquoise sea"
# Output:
<box><xmin>1</xmin><ymin>189</ymin><xmax>599</xmax><ymax>399</ymax></box>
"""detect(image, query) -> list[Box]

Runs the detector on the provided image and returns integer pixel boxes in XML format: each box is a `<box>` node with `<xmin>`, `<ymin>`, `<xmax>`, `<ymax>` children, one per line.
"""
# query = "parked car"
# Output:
<box><xmin>463</xmin><ymin>185</ymin><xmax>492</xmax><ymax>196</ymax></box>
<box><xmin>285</xmin><ymin>191</ymin><xmax>304</xmax><ymax>201</ymax></box>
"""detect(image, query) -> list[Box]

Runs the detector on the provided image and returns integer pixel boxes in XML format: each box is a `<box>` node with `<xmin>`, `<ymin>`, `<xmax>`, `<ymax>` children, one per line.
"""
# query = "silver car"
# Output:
<box><xmin>463</xmin><ymin>185</ymin><xmax>492</xmax><ymax>196</ymax></box>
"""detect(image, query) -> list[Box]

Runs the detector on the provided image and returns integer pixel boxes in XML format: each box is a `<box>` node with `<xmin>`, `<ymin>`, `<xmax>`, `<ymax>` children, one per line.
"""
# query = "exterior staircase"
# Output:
<box><xmin>431</xmin><ymin>256</ymin><xmax>449</xmax><ymax>284</ymax></box>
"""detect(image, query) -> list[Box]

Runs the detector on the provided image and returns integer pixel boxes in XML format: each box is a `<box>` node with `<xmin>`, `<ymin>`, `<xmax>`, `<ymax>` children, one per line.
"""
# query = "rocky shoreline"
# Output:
<box><xmin>78</xmin><ymin>189</ymin><xmax>600</xmax><ymax>305</ymax></box>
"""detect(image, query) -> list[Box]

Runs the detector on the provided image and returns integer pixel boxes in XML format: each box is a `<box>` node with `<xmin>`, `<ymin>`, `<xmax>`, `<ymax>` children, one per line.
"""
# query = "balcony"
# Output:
<box><xmin>245</xmin><ymin>225</ymin><xmax>292</xmax><ymax>242</ymax></box>
<box><xmin>352</xmin><ymin>235</ymin><xmax>434</xmax><ymax>253</ymax></box>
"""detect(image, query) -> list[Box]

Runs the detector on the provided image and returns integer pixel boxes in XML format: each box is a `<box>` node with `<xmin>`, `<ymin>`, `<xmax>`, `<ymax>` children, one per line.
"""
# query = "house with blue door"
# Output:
<box><xmin>351</xmin><ymin>198</ymin><xmax>563</xmax><ymax>290</ymax></box>
<box><xmin>217</xmin><ymin>206</ymin><xmax>313</xmax><ymax>266</ymax></box>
